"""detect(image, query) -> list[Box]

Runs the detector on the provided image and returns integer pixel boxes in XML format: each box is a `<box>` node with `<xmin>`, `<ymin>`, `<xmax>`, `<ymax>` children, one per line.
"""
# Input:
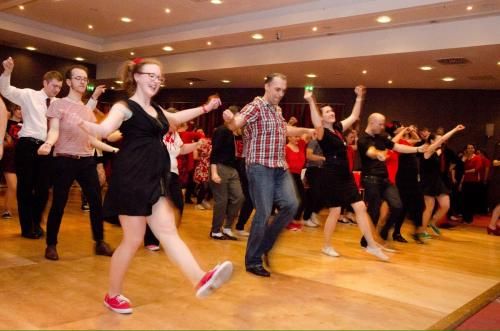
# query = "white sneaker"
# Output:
<box><xmin>236</xmin><ymin>230</ymin><xmax>250</xmax><ymax>237</ymax></box>
<box><xmin>196</xmin><ymin>261</ymin><xmax>233</xmax><ymax>298</ymax></box>
<box><xmin>195</xmin><ymin>204</ymin><xmax>206</xmax><ymax>210</ymax></box>
<box><xmin>145</xmin><ymin>244</ymin><xmax>160</xmax><ymax>251</ymax></box>
<box><xmin>322</xmin><ymin>246</ymin><xmax>340</xmax><ymax>257</ymax></box>
<box><xmin>378</xmin><ymin>244</ymin><xmax>397</xmax><ymax>253</ymax></box>
<box><xmin>303</xmin><ymin>219</ymin><xmax>319</xmax><ymax>227</ymax></box>
<box><xmin>201</xmin><ymin>200</ymin><xmax>212</xmax><ymax>209</ymax></box>
<box><xmin>311</xmin><ymin>213</ymin><xmax>321</xmax><ymax>226</ymax></box>
<box><xmin>365</xmin><ymin>246</ymin><xmax>390</xmax><ymax>261</ymax></box>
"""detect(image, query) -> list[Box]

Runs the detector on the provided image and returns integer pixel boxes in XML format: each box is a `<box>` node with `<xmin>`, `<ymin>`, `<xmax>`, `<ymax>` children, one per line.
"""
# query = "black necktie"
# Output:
<box><xmin>46</xmin><ymin>98</ymin><xmax>51</xmax><ymax>109</ymax></box>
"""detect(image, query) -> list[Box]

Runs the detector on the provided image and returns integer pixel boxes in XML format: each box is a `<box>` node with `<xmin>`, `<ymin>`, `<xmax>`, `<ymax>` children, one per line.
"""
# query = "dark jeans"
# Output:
<box><xmin>291</xmin><ymin>173</ymin><xmax>305</xmax><ymax>220</ymax></box>
<box><xmin>196</xmin><ymin>182</ymin><xmax>210</xmax><ymax>204</ymax></box>
<box><xmin>46</xmin><ymin>156</ymin><xmax>104</xmax><ymax>246</ymax></box>
<box><xmin>15</xmin><ymin>138</ymin><xmax>52</xmax><ymax>236</ymax></box>
<box><xmin>235</xmin><ymin>158</ymin><xmax>253</xmax><ymax>231</ymax></box>
<box><xmin>245</xmin><ymin>164</ymin><xmax>298</xmax><ymax>268</ymax></box>
<box><xmin>303</xmin><ymin>167</ymin><xmax>323</xmax><ymax>220</ymax></box>
<box><xmin>394</xmin><ymin>181</ymin><xmax>424</xmax><ymax>236</ymax></box>
<box><xmin>209</xmin><ymin>164</ymin><xmax>244</xmax><ymax>233</ymax></box>
<box><xmin>144</xmin><ymin>173</ymin><xmax>184</xmax><ymax>246</ymax></box>
<box><xmin>361</xmin><ymin>176</ymin><xmax>402</xmax><ymax>246</ymax></box>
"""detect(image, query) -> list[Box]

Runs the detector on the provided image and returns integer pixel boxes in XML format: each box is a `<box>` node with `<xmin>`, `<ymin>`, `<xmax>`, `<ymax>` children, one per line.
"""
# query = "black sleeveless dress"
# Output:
<box><xmin>103</xmin><ymin>99</ymin><xmax>170</xmax><ymax>217</ymax></box>
<box><xmin>317</xmin><ymin>122</ymin><xmax>362</xmax><ymax>208</ymax></box>
<box><xmin>420</xmin><ymin>152</ymin><xmax>450</xmax><ymax>197</ymax></box>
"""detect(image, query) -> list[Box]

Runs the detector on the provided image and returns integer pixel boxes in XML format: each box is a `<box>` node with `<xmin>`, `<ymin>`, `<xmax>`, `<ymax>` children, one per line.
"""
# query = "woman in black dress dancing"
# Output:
<box><xmin>304</xmin><ymin>87</ymin><xmax>388</xmax><ymax>261</ymax></box>
<box><xmin>75</xmin><ymin>58</ymin><xmax>233</xmax><ymax>314</ymax></box>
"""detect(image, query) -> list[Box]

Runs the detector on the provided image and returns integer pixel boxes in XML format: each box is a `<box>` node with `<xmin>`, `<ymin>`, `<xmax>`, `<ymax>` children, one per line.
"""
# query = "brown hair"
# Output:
<box><xmin>65</xmin><ymin>65</ymin><xmax>88</xmax><ymax>80</ymax></box>
<box><xmin>264</xmin><ymin>73</ymin><xmax>287</xmax><ymax>84</ymax></box>
<box><xmin>120</xmin><ymin>58</ymin><xmax>163</xmax><ymax>96</ymax></box>
<box><xmin>43</xmin><ymin>71</ymin><xmax>63</xmax><ymax>82</ymax></box>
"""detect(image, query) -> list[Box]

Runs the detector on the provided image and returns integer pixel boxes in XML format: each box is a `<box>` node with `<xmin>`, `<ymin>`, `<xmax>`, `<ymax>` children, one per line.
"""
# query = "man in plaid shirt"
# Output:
<box><xmin>223</xmin><ymin>73</ymin><xmax>314</xmax><ymax>277</ymax></box>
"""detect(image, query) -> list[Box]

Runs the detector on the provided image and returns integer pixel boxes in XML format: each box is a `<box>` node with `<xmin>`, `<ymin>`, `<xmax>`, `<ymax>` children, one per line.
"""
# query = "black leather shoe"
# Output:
<box><xmin>45</xmin><ymin>245</ymin><xmax>59</xmax><ymax>260</ymax></box>
<box><xmin>95</xmin><ymin>241</ymin><xmax>114</xmax><ymax>256</ymax></box>
<box><xmin>22</xmin><ymin>232</ymin><xmax>41</xmax><ymax>239</ymax></box>
<box><xmin>246</xmin><ymin>265</ymin><xmax>271</xmax><ymax>277</ymax></box>
<box><xmin>393</xmin><ymin>234</ymin><xmax>408</xmax><ymax>243</ymax></box>
<box><xmin>210</xmin><ymin>233</ymin><xmax>226</xmax><ymax>240</ymax></box>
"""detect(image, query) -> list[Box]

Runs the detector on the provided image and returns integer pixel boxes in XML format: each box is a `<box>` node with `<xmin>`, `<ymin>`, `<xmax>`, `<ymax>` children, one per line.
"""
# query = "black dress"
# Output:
<box><xmin>420</xmin><ymin>152</ymin><xmax>450</xmax><ymax>197</ymax></box>
<box><xmin>317</xmin><ymin>122</ymin><xmax>362</xmax><ymax>208</ymax></box>
<box><xmin>103</xmin><ymin>100</ymin><xmax>170</xmax><ymax>217</ymax></box>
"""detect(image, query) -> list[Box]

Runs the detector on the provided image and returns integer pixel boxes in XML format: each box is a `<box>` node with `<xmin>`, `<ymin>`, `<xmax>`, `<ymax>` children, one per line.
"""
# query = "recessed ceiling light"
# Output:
<box><xmin>306</xmin><ymin>73</ymin><xmax>317</xmax><ymax>78</ymax></box>
<box><xmin>26</xmin><ymin>46</ymin><xmax>37</xmax><ymax>51</ymax></box>
<box><xmin>18</xmin><ymin>5</ymin><xmax>24</xmax><ymax>10</ymax></box>
<box><xmin>497</xmin><ymin>61</ymin><xmax>500</xmax><ymax>65</ymax></box>
<box><xmin>376</xmin><ymin>15</ymin><xmax>392</xmax><ymax>23</ymax></box>
<box><xmin>442</xmin><ymin>77</ymin><xmax>455</xmax><ymax>82</ymax></box>
<box><xmin>130</xmin><ymin>51</ymin><xmax>135</xmax><ymax>56</ymax></box>
<box><xmin>362</xmin><ymin>70</ymin><xmax>367</xmax><ymax>74</ymax></box>
<box><xmin>387</xmin><ymin>80</ymin><xmax>393</xmax><ymax>84</ymax></box>
<box><xmin>312</xmin><ymin>26</ymin><xmax>318</xmax><ymax>32</ymax></box>
<box><xmin>88</xmin><ymin>24</ymin><xmax>93</xmax><ymax>29</ymax></box>
<box><xmin>75</xmin><ymin>57</ymin><xmax>85</xmax><ymax>61</ymax></box>
<box><xmin>120</xmin><ymin>17</ymin><xmax>132</xmax><ymax>23</ymax></box>
<box><xmin>160</xmin><ymin>84</ymin><xmax>165</xmax><ymax>88</ymax></box>
<box><xmin>114</xmin><ymin>80</ymin><xmax>123</xmax><ymax>84</ymax></box>
<box><xmin>189</xmin><ymin>81</ymin><xmax>194</xmax><ymax>86</ymax></box>
<box><xmin>110</xmin><ymin>86</ymin><xmax>115</xmax><ymax>90</ymax></box>
<box><xmin>419</xmin><ymin>66</ymin><xmax>433</xmax><ymax>71</ymax></box>
<box><xmin>466</xmin><ymin>5</ymin><xmax>473</xmax><ymax>11</ymax></box>
<box><xmin>165</xmin><ymin>8</ymin><xmax>171</xmax><ymax>13</ymax></box>
<box><xmin>211</xmin><ymin>0</ymin><xmax>223</xmax><ymax>4</ymax></box>
<box><xmin>252</xmin><ymin>33</ymin><xmax>264</xmax><ymax>40</ymax></box>
<box><xmin>221</xmin><ymin>80</ymin><xmax>231</xmax><ymax>84</ymax></box>
<box><xmin>206</xmin><ymin>41</ymin><xmax>212</xmax><ymax>46</ymax></box>
<box><xmin>162</xmin><ymin>46</ymin><xmax>174</xmax><ymax>52</ymax></box>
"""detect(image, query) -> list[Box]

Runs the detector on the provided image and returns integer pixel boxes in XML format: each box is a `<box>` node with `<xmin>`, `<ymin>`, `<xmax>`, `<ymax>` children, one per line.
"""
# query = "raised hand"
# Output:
<box><xmin>2</xmin><ymin>57</ymin><xmax>14</xmax><ymax>75</ymax></box>
<box><xmin>354</xmin><ymin>85</ymin><xmax>367</xmax><ymax>98</ymax></box>
<box><xmin>223</xmin><ymin>109</ymin><xmax>234</xmax><ymax>122</ymax></box>
<box><xmin>304</xmin><ymin>89</ymin><xmax>314</xmax><ymax>102</ymax></box>
<box><xmin>455</xmin><ymin>124</ymin><xmax>465</xmax><ymax>131</ymax></box>
<box><xmin>91</xmin><ymin>85</ymin><xmax>107</xmax><ymax>99</ymax></box>
<box><xmin>204</xmin><ymin>97</ymin><xmax>222</xmax><ymax>112</ymax></box>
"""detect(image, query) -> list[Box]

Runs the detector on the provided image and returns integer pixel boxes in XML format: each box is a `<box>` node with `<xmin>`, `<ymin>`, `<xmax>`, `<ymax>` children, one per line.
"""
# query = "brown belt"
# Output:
<box><xmin>55</xmin><ymin>153</ymin><xmax>91</xmax><ymax>159</ymax></box>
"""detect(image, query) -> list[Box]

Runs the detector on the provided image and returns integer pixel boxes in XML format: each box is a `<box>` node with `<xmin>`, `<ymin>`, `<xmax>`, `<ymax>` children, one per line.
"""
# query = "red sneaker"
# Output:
<box><xmin>195</xmin><ymin>261</ymin><xmax>233</xmax><ymax>298</ymax></box>
<box><xmin>104</xmin><ymin>294</ymin><xmax>133</xmax><ymax>314</ymax></box>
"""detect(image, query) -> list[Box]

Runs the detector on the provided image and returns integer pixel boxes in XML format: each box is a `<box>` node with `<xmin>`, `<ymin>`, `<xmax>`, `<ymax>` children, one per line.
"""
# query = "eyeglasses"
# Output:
<box><xmin>72</xmin><ymin>76</ymin><xmax>89</xmax><ymax>83</ymax></box>
<box><xmin>137</xmin><ymin>72</ymin><xmax>165</xmax><ymax>83</ymax></box>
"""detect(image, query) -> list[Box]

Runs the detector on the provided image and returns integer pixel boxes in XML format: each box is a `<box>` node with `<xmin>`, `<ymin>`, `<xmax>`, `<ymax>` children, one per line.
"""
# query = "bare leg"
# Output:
<box><xmin>376</xmin><ymin>201</ymin><xmax>389</xmax><ymax>233</ymax></box>
<box><xmin>108</xmin><ymin>215</ymin><xmax>147</xmax><ymax>297</ymax></box>
<box><xmin>488</xmin><ymin>204</ymin><xmax>500</xmax><ymax>229</ymax></box>
<box><xmin>147</xmin><ymin>197</ymin><xmax>205</xmax><ymax>286</ymax></box>
<box><xmin>3</xmin><ymin>172</ymin><xmax>17</xmax><ymax>214</ymax></box>
<box><xmin>352</xmin><ymin>201</ymin><xmax>379</xmax><ymax>249</ymax></box>
<box><xmin>323</xmin><ymin>207</ymin><xmax>341</xmax><ymax>247</ymax></box>
<box><xmin>431</xmin><ymin>194</ymin><xmax>450</xmax><ymax>226</ymax></box>
<box><xmin>420</xmin><ymin>195</ymin><xmax>435</xmax><ymax>231</ymax></box>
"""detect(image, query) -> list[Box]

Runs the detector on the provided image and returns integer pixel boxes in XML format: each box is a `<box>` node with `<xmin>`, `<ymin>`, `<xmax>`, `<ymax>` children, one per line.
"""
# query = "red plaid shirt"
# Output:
<box><xmin>240</xmin><ymin>97</ymin><xmax>287</xmax><ymax>168</ymax></box>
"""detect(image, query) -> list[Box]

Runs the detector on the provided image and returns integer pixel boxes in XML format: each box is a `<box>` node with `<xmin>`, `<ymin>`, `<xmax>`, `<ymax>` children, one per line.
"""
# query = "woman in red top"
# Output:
<box><xmin>285</xmin><ymin>135</ymin><xmax>307</xmax><ymax>230</ymax></box>
<box><xmin>461</xmin><ymin>144</ymin><xmax>483</xmax><ymax>223</ymax></box>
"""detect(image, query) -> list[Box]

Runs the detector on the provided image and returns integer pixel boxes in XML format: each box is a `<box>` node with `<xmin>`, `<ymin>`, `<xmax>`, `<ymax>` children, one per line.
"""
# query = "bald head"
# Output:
<box><xmin>366</xmin><ymin>113</ymin><xmax>386</xmax><ymax>134</ymax></box>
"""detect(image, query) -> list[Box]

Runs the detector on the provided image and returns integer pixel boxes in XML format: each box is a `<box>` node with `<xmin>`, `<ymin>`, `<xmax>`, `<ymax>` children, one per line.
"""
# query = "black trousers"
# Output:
<box><xmin>144</xmin><ymin>173</ymin><xmax>184</xmax><ymax>246</ymax></box>
<box><xmin>393</xmin><ymin>179</ymin><xmax>424</xmax><ymax>236</ymax></box>
<box><xmin>303</xmin><ymin>167</ymin><xmax>323</xmax><ymax>220</ymax></box>
<box><xmin>235</xmin><ymin>158</ymin><xmax>254</xmax><ymax>231</ymax></box>
<box><xmin>462</xmin><ymin>182</ymin><xmax>481</xmax><ymax>223</ymax></box>
<box><xmin>15</xmin><ymin>138</ymin><xmax>52</xmax><ymax>236</ymax></box>
<box><xmin>361</xmin><ymin>176</ymin><xmax>402</xmax><ymax>246</ymax></box>
<box><xmin>46</xmin><ymin>156</ymin><xmax>104</xmax><ymax>246</ymax></box>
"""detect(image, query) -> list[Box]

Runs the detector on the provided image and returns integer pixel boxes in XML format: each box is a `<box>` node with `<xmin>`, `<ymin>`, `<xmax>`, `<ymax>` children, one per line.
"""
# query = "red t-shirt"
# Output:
<box><xmin>285</xmin><ymin>140</ymin><xmax>306</xmax><ymax>174</ymax></box>
<box><xmin>463</xmin><ymin>155</ymin><xmax>483</xmax><ymax>183</ymax></box>
<box><xmin>478</xmin><ymin>155</ymin><xmax>491</xmax><ymax>181</ymax></box>
<box><xmin>385</xmin><ymin>139</ymin><xmax>408</xmax><ymax>184</ymax></box>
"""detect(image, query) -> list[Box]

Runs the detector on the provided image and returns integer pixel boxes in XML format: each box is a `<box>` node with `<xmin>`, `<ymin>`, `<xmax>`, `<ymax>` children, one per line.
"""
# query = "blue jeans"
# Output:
<box><xmin>245</xmin><ymin>164</ymin><xmax>298</xmax><ymax>268</ymax></box>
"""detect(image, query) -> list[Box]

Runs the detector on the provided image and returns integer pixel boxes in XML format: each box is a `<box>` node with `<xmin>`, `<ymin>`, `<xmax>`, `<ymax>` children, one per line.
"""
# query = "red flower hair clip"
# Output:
<box><xmin>132</xmin><ymin>57</ymin><xmax>144</xmax><ymax>65</ymax></box>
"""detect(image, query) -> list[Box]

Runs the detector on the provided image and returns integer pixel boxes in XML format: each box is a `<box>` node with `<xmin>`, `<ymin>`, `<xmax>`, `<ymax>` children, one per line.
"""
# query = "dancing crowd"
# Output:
<box><xmin>0</xmin><ymin>55</ymin><xmax>498</xmax><ymax>315</ymax></box>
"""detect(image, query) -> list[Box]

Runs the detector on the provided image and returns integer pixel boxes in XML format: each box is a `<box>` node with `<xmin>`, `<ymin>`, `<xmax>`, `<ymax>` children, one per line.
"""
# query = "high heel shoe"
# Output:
<box><xmin>486</xmin><ymin>227</ymin><xmax>500</xmax><ymax>236</ymax></box>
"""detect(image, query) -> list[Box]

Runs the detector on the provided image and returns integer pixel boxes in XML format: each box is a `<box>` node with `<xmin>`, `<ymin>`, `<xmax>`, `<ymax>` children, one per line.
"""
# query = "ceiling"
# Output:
<box><xmin>0</xmin><ymin>0</ymin><xmax>499</xmax><ymax>89</ymax></box>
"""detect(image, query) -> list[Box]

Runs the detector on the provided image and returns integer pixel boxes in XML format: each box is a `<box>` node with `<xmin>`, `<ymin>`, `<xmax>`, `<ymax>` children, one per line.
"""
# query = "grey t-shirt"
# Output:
<box><xmin>306</xmin><ymin>139</ymin><xmax>324</xmax><ymax>168</ymax></box>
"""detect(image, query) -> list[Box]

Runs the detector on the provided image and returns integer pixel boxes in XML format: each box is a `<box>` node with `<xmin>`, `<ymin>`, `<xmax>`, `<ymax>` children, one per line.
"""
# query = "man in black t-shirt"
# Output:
<box><xmin>358</xmin><ymin>113</ymin><xmax>425</xmax><ymax>247</ymax></box>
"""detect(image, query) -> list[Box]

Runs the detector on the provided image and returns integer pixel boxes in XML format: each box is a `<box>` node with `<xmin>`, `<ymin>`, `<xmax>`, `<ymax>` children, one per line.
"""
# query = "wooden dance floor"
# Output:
<box><xmin>0</xmin><ymin>188</ymin><xmax>498</xmax><ymax>330</ymax></box>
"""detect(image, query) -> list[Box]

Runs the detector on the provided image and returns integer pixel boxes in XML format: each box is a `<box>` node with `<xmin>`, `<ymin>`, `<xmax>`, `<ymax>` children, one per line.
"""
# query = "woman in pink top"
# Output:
<box><xmin>38</xmin><ymin>65</ymin><xmax>115</xmax><ymax>261</ymax></box>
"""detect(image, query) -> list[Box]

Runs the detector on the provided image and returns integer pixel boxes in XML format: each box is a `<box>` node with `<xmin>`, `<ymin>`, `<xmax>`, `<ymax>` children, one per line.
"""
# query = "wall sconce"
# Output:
<box><xmin>485</xmin><ymin>123</ymin><xmax>494</xmax><ymax>138</ymax></box>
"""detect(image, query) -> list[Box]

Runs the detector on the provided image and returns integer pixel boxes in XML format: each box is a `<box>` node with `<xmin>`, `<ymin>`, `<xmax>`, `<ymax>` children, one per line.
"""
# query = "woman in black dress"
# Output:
<box><xmin>304</xmin><ymin>87</ymin><xmax>388</xmax><ymax>261</ymax></box>
<box><xmin>75</xmin><ymin>58</ymin><xmax>233</xmax><ymax>314</ymax></box>
<box><xmin>419</xmin><ymin>125</ymin><xmax>465</xmax><ymax>238</ymax></box>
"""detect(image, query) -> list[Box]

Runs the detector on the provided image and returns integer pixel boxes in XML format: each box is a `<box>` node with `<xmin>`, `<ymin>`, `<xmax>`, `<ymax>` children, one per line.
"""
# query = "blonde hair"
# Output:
<box><xmin>120</xmin><ymin>58</ymin><xmax>163</xmax><ymax>96</ymax></box>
